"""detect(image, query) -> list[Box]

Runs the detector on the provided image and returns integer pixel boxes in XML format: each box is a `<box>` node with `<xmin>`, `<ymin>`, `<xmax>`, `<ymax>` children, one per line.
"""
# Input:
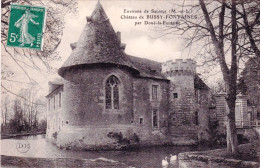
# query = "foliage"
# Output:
<box><xmin>1</xmin><ymin>0</ymin><xmax>78</xmax><ymax>92</ymax></box>
<box><xmin>207</xmin><ymin>119</ymin><xmax>226</xmax><ymax>146</ymax></box>
<box><xmin>238</xmin><ymin>57</ymin><xmax>260</xmax><ymax>106</ymax></box>
<box><xmin>1</xmin><ymin>85</ymin><xmax>46</xmax><ymax>135</ymax></box>
<box><xmin>52</xmin><ymin>132</ymin><xmax>58</xmax><ymax>139</ymax></box>
<box><xmin>107</xmin><ymin>132</ymin><xmax>140</xmax><ymax>146</ymax></box>
<box><xmin>159</xmin><ymin>0</ymin><xmax>260</xmax><ymax>154</ymax></box>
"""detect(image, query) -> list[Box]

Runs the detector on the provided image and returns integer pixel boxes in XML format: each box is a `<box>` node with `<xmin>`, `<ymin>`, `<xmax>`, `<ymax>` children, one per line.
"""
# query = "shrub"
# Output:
<box><xmin>52</xmin><ymin>132</ymin><xmax>58</xmax><ymax>139</ymax></box>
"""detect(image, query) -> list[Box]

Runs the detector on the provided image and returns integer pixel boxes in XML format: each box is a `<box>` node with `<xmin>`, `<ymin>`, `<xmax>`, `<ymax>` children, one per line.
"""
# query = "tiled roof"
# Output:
<box><xmin>194</xmin><ymin>75</ymin><xmax>209</xmax><ymax>90</ymax></box>
<box><xmin>58</xmin><ymin>1</ymin><xmax>138</xmax><ymax>77</ymax></box>
<box><xmin>128</xmin><ymin>55</ymin><xmax>167</xmax><ymax>80</ymax></box>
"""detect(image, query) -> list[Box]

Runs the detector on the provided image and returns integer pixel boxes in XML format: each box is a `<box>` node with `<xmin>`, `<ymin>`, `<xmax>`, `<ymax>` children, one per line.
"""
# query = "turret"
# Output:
<box><xmin>162</xmin><ymin>59</ymin><xmax>196</xmax><ymax>77</ymax></box>
<box><xmin>163</xmin><ymin>59</ymin><xmax>197</xmax><ymax>126</ymax></box>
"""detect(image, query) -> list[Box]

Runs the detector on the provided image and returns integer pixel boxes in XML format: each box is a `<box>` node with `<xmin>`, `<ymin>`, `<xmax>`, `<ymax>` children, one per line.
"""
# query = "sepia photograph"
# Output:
<box><xmin>1</xmin><ymin>0</ymin><xmax>260</xmax><ymax>167</ymax></box>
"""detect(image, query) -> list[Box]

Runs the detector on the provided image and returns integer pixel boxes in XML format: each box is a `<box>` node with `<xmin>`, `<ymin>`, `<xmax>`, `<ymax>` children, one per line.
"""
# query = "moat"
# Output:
<box><xmin>0</xmin><ymin>134</ymin><xmax>219</xmax><ymax>168</ymax></box>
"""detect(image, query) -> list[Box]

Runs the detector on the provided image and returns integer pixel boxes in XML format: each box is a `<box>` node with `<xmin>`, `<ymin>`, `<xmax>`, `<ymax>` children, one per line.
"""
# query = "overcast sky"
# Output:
<box><xmin>3</xmin><ymin>0</ymin><xmax>222</xmax><ymax>97</ymax></box>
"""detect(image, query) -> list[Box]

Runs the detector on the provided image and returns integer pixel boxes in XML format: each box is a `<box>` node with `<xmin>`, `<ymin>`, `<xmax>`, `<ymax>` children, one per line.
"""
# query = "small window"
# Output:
<box><xmin>53</xmin><ymin>97</ymin><xmax>56</xmax><ymax>110</ymax></box>
<box><xmin>257</xmin><ymin>111</ymin><xmax>260</xmax><ymax>120</ymax></box>
<box><xmin>152</xmin><ymin>109</ymin><xmax>159</xmax><ymax>127</ymax></box>
<box><xmin>173</xmin><ymin>93</ymin><xmax>178</xmax><ymax>98</ymax></box>
<box><xmin>152</xmin><ymin>85</ymin><xmax>158</xmax><ymax>100</ymax></box>
<box><xmin>62</xmin><ymin>121</ymin><xmax>64</xmax><ymax>126</ymax></box>
<box><xmin>194</xmin><ymin>112</ymin><xmax>199</xmax><ymax>125</ymax></box>
<box><xmin>58</xmin><ymin>118</ymin><xmax>60</xmax><ymax>130</ymax></box>
<box><xmin>59</xmin><ymin>92</ymin><xmax>62</xmax><ymax>108</ymax></box>
<box><xmin>48</xmin><ymin>99</ymin><xmax>51</xmax><ymax>111</ymax></box>
<box><xmin>66</xmin><ymin>121</ymin><xmax>69</xmax><ymax>125</ymax></box>
<box><xmin>53</xmin><ymin>118</ymin><xmax>56</xmax><ymax>129</ymax></box>
<box><xmin>139</xmin><ymin>118</ymin><xmax>144</xmax><ymax>125</ymax></box>
<box><xmin>195</xmin><ymin>90</ymin><xmax>200</xmax><ymax>103</ymax></box>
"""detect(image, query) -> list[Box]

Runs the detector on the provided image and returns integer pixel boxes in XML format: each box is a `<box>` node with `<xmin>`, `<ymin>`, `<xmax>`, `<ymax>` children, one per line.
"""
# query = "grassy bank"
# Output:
<box><xmin>1</xmin><ymin>155</ymin><xmax>128</xmax><ymax>168</ymax></box>
<box><xmin>1</xmin><ymin>132</ymin><xmax>45</xmax><ymax>139</ymax></box>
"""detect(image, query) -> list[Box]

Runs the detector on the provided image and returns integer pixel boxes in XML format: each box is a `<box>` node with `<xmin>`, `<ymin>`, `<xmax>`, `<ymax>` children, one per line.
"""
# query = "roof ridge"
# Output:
<box><xmin>58</xmin><ymin>1</ymin><xmax>139</xmax><ymax>77</ymax></box>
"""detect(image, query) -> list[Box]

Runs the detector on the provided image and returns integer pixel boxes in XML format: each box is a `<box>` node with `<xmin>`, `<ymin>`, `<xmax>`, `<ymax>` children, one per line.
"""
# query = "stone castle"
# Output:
<box><xmin>46</xmin><ymin>1</ymin><xmax>212</xmax><ymax>150</ymax></box>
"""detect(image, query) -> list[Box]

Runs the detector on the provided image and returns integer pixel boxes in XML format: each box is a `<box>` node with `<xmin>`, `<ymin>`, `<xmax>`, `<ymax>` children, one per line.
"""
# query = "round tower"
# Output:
<box><xmin>162</xmin><ymin>59</ymin><xmax>196</xmax><ymax>89</ymax></box>
<box><xmin>162</xmin><ymin>59</ymin><xmax>197</xmax><ymax>126</ymax></box>
<box><xmin>54</xmin><ymin>1</ymin><xmax>138</xmax><ymax>150</ymax></box>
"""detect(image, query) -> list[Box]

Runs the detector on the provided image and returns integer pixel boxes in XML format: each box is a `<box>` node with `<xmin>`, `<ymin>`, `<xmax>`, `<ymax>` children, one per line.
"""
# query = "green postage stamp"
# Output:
<box><xmin>7</xmin><ymin>4</ymin><xmax>46</xmax><ymax>50</ymax></box>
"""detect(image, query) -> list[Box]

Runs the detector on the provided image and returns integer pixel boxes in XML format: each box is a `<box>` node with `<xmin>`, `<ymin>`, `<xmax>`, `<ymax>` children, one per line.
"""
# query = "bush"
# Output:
<box><xmin>52</xmin><ymin>132</ymin><xmax>58</xmax><ymax>139</ymax></box>
<box><xmin>237</xmin><ymin>134</ymin><xmax>249</xmax><ymax>144</ymax></box>
<box><xmin>107</xmin><ymin>132</ymin><xmax>140</xmax><ymax>146</ymax></box>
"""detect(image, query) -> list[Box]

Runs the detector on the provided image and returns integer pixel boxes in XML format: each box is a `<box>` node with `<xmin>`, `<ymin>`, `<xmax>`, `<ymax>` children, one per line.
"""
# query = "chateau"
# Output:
<box><xmin>46</xmin><ymin>2</ymin><xmax>212</xmax><ymax>150</ymax></box>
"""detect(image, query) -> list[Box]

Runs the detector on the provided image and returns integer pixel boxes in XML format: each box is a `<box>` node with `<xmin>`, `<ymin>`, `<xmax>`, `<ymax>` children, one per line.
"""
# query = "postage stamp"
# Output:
<box><xmin>7</xmin><ymin>4</ymin><xmax>46</xmax><ymax>50</ymax></box>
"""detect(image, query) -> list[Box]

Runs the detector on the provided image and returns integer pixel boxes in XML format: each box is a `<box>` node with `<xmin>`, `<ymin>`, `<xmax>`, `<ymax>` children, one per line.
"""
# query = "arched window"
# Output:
<box><xmin>105</xmin><ymin>75</ymin><xmax>120</xmax><ymax>110</ymax></box>
<box><xmin>194</xmin><ymin>111</ymin><xmax>199</xmax><ymax>125</ymax></box>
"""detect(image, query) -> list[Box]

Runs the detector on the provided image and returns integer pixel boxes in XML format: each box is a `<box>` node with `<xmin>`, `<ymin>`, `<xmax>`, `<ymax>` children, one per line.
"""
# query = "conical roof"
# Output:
<box><xmin>58</xmin><ymin>1</ymin><xmax>138</xmax><ymax>77</ymax></box>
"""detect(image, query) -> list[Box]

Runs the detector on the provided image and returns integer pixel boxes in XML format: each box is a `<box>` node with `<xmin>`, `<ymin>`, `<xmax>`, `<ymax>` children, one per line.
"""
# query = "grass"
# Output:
<box><xmin>201</xmin><ymin>140</ymin><xmax>259</xmax><ymax>162</ymax></box>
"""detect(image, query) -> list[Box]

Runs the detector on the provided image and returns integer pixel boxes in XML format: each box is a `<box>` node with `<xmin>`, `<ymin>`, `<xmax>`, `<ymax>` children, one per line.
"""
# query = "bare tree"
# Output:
<box><xmin>159</xmin><ymin>0</ymin><xmax>260</xmax><ymax>154</ymax></box>
<box><xmin>1</xmin><ymin>93</ymin><xmax>10</xmax><ymax>126</ymax></box>
<box><xmin>209</xmin><ymin>78</ymin><xmax>226</xmax><ymax>94</ymax></box>
<box><xmin>18</xmin><ymin>84</ymin><xmax>46</xmax><ymax>131</ymax></box>
<box><xmin>1</xmin><ymin>0</ymin><xmax>77</xmax><ymax>91</ymax></box>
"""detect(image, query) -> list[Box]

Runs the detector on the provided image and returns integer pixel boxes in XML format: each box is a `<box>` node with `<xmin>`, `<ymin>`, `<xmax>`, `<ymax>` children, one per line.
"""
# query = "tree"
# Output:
<box><xmin>209</xmin><ymin>78</ymin><xmax>226</xmax><ymax>94</ymax></box>
<box><xmin>1</xmin><ymin>94</ymin><xmax>10</xmax><ymax>126</ymax></box>
<box><xmin>18</xmin><ymin>84</ymin><xmax>46</xmax><ymax>132</ymax></box>
<box><xmin>160</xmin><ymin>0</ymin><xmax>260</xmax><ymax>154</ymax></box>
<box><xmin>1</xmin><ymin>0</ymin><xmax>77</xmax><ymax>91</ymax></box>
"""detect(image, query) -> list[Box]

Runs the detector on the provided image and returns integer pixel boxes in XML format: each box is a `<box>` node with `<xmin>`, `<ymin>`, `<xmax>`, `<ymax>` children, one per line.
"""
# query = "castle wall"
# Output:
<box><xmin>52</xmin><ymin>65</ymin><xmax>137</xmax><ymax>149</ymax></box>
<box><xmin>132</xmin><ymin>77</ymin><xmax>169</xmax><ymax>144</ymax></box>
<box><xmin>162</xmin><ymin>59</ymin><xmax>196</xmax><ymax>127</ymax></box>
<box><xmin>46</xmin><ymin>86</ymin><xmax>63</xmax><ymax>142</ymax></box>
<box><xmin>47</xmin><ymin>59</ymin><xmax>213</xmax><ymax>149</ymax></box>
<box><xmin>62</xmin><ymin>65</ymin><xmax>134</xmax><ymax>126</ymax></box>
<box><xmin>195</xmin><ymin>89</ymin><xmax>210</xmax><ymax>141</ymax></box>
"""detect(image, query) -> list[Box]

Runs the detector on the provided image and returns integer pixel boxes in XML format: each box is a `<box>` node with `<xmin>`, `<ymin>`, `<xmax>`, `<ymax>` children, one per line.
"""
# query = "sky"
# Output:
<box><xmin>2</xmin><ymin>0</ymin><xmax>223</xmax><ymax>98</ymax></box>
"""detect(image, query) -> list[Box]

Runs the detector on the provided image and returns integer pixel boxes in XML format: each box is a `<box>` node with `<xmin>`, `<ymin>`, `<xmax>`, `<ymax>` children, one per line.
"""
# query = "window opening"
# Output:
<box><xmin>139</xmin><ymin>118</ymin><xmax>144</xmax><ymax>125</ymax></box>
<box><xmin>105</xmin><ymin>76</ymin><xmax>120</xmax><ymax>109</ymax></box>
<box><xmin>152</xmin><ymin>85</ymin><xmax>158</xmax><ymax>100</ymax></box>
<box><xmin>194</xmin><ymin>111</ymin><xmax>199</xmax><ymax>125</ymax></box>
<box><xmin>152</xmin><ymin>109</ymin><xmax>159</xmax><ymax>127</ymax></box>
<box><xmin>173</xmin><ymin>93</ymin><xmax>178</xmax><ymax>98</ymax></box>
<box><xmin>59</xmin><ymin>93</ymin><xmax>61</xmax><ymax>108</ymax></box>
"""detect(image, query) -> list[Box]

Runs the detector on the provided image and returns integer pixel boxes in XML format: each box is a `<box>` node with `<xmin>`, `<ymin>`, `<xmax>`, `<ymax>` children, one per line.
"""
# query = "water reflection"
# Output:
<box><xmin>1</xmin><ymin>135</ymin><xmax>214</xmax><ymax>168</ymax></box>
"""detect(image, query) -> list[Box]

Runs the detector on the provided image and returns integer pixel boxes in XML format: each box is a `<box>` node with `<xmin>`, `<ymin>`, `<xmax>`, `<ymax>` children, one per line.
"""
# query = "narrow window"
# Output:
<box><xmin>152</xmin><ymin>109</ymin><xmax>159</xmax><ymax>127</ymax></box>
<box><xmin>105</xmin><ymin>76</ymin><xmax>120</xmax><ymax>110</ymax></box>
<box><xmin>195</xmin><ymin>90</ymin><xmax>200</xmax><ymax>103</ymax></box>
<box><xmin>53</xmin><ymin>97</ymin><xmax>55</xmax><ymax>110</ymax></box>
<box><xmin>152</xmin><ymin>85</ymin><xmax>158</xmax><ymax>100</ymax></box>
<box><xmin>66</xmin><ymin>120</ymin><xmax>69</xmax><ymax>125</ymax></box>
<box><xmin>139</xmin><ymin>118</ymin><xmax>144</xmax><ymax>125</ymax></box>
<box><xmin>58</xmin><ymin>118</ymin><xmax>60</xmax><ymax>130</ymax></box>
<box><xmin>59</xmin><ymin>92</ymin><xmax>62</xmax><ymax>108</ymax></box>
<box><xmin>173</xmin><ymin>93</ymin><xmax>178</xmax><ymax>98</ymax></box>
<box><xmin>48</xmin><ymin>99</ymin><xmax>50</xmax><ymax>111</ymax></box>
<box><xmin>194</xmin><ymin>111</ymin><xmax>199</xmax><ymax>125</ymax></box>
<box><xmin>53</xmin><ymin>118</ymin><xmax>55</xmax><ymax>129</ymax></box>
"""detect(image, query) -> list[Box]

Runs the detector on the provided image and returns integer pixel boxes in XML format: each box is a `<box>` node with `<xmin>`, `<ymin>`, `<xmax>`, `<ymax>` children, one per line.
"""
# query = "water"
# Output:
<box><xmin>1</xmin><ymin>135</ymin><xmax>213</xmax><ymax>168</ymax></box>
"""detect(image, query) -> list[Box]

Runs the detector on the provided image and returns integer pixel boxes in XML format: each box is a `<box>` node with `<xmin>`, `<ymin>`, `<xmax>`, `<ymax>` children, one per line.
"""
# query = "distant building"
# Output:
<box><xmin>46</xmin><ymin>1</ymin><xmax>212</xmax><ymax>150</ymax></box>
<box><xmin>214</xmin><ymin>92</ymin><xmax>259</xmax><ymax>130</ymax></box>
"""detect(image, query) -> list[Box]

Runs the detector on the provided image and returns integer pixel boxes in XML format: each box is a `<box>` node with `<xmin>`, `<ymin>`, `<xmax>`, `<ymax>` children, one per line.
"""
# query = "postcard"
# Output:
<box><xmin>1</xmin><ymin>0</ymin><xmax>259</xmax><ymax>167</ymax></box>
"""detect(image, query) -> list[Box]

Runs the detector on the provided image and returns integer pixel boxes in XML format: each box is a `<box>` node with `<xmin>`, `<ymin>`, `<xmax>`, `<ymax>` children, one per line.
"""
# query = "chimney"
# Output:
<box><xmin>70</xmin><ymin>42</ymin><xmax>77</xmax><ymax>50</ymax></box>
<box><xmin>86</xmin><ymin>16</ymin><xmax>93</xmax><ymax>23</ymax></box>
<box><xmin>116</xmin><ymin>31</ymin><xmax>121</xmax><ymax>43</ymax></box>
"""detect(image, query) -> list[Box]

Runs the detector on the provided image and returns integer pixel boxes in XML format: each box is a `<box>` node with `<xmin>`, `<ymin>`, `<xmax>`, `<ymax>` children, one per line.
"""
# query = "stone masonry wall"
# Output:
<box><xmin>62</xmin><ymin>65</ymin><xmax>133</xmax><ymax>126</ymax></box>
<box><xmin>132</xmin><ymin>77</ymin><xmax>169</xmax><ymax>144</ymax></box>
